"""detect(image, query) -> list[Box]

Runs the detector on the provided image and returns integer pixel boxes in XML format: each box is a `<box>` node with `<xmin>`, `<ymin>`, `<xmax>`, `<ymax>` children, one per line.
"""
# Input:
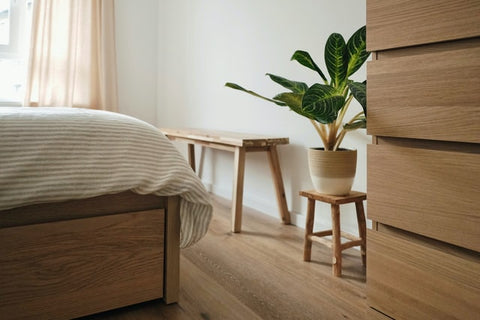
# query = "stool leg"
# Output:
<box><xmin>232</xmin><ymin>147</ymin><xmax>246</xmax><ymax>233</ymax></box>
<box><xmin>303</xmin><ymin>198</ymin><xmax>315</xmax><ymax>261</ymax></box>
<box><xmin>355</xmin><ymin>201</ymin><xmax>367</xmax><ymax>266</ymax></box>
<box><xmin>331</xmin><ymin>204</ymin><xmax>342</xmax><ymax>277</ymax></box>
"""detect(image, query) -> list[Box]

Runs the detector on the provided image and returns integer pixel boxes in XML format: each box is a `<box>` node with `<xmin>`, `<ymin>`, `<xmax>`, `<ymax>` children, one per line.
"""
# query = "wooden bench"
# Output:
<box><xmin>161</xmin><ymin>128</ymin><xmax>290</xmax><ymax>232</ymax></box>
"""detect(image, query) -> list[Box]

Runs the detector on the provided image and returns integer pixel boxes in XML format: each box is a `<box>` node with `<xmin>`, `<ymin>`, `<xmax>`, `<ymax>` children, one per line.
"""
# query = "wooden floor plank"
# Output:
<box><xmin>177</xmin><ymin>256</ymin><xmax>262</xmax><ymax>320</ymax></box>
<box><xmin>79</xmin><ymin>194</ymin><xmax>366</xmax><ymax>320</ymax></box>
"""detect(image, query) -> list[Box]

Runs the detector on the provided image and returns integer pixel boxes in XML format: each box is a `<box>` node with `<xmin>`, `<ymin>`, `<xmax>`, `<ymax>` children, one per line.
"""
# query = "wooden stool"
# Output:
<box><xmin>161</xmin><ymin>128</ymin><xmax>290</xmax><ymax>233</ymax></box>
<box><xmin>299</xmin><ymin>190</ymin><xmax>366</xmax><ymax>277</ymax></box>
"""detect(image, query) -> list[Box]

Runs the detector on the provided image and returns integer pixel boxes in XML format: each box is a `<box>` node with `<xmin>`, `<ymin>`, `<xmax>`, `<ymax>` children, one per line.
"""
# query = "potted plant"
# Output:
<box><xmin>225</xmin><ymin>26</ymin><xmax>369</xmax><ymax>195</ymax></box>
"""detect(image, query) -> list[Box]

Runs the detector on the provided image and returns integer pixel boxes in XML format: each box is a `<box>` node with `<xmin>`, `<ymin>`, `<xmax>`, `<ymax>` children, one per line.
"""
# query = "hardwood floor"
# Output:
<box><xmin>80</xmin><ymin>194</ymin><xmax>367</xmax><ymax>320</ymax></box>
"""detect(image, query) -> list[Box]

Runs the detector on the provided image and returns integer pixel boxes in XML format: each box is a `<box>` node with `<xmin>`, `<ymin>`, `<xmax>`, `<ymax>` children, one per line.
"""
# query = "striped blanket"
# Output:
<box><xmin>0</xmin><ymin>107</ymin><xmax>212</xmax><ymax>247</ymax></box>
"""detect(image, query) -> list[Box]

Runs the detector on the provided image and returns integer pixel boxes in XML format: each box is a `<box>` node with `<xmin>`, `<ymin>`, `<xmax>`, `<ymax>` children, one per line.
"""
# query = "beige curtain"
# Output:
<box><xmin>24</xmin><ymin>0</ymin><xmax>118</xmax><ymax>111</ymax></box>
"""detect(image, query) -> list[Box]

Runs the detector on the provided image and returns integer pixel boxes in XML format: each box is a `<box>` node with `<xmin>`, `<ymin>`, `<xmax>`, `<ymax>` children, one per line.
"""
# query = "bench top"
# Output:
<box><xmin>160</xmin><ymin>128</ymin><xmax>289</xmax><ymax>147</ymax></box>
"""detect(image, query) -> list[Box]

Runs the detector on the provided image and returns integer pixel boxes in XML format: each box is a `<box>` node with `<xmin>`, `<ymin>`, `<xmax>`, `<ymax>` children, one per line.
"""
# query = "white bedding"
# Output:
<box><xmin>0</xmin><ymin>107</ymin><xmax>212</xmax><ymax>247</ymax></box>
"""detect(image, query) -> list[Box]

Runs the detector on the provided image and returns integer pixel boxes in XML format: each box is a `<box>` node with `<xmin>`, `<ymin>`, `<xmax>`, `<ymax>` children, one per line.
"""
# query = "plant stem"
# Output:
<box><xmin>350</xmin><ymin>111</ymin><xmax>364</xmax><ymax>122</ymax></box>
<box><xmin>327</xmin><ymin>122</ymin><xmax>337</xmax><ymax>151</ymax></box>
<box><xmin>333</xmin><ymin>130</ymin><xmax>346</xmax><ymax>151</ymax></box>
<box><xmin>335</xmin><ymin>94</ymin><xmax>354</xmax><ymax>133</ymax></box>
<box><xmin>310</xmin><ymin>119</ymin><xmax>329</xmax><ymax>149</ymax></box>
<box><xmin>332</xmin><ymin>111</ymin><xmax>365</xmax><ymax>151</ymax></box>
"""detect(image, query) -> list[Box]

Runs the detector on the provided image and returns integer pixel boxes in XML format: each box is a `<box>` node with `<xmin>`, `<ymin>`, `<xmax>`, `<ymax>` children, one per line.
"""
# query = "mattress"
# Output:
<box><xmin>0</xmin><ymin>107</ymin><xmax>212</xmax><ymax>247</ymax></box>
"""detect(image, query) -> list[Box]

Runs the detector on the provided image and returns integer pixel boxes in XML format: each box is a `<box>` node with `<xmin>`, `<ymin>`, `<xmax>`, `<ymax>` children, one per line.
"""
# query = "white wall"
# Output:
<box><xmin>115</xmin><ymin>0</ymin><xmax>158</xmax><ymax>124</ymax></box>
<box><xmin>154</xmin><ymin>0</ymin><xmax>368</xmax><ymax>235</ymax></box>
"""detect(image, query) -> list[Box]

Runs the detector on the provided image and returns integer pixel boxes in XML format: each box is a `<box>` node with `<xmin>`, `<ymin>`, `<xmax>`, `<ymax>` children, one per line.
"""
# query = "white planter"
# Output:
<box><xmin>308</xmin><ymin>148</ymin><xmax>357</xmax><ymax>195</ymax></box>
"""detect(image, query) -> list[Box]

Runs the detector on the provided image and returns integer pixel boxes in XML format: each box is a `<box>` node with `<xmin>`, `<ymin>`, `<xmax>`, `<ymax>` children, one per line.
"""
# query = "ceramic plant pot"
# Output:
<box><xmin>307</xmin><ymin>148</ymin><xmax>357</xmax><ymax>195</ymax></box>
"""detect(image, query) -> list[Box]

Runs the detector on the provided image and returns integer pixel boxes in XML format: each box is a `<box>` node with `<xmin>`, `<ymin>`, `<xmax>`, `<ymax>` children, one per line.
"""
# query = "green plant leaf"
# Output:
<box><xmin>324</xmin><ymin>33</ymin><xmax>347</xmax><ymax>88</ymax></box>
<box><xmin>225</xmin><ymin>82</ymin><xmax>287</xmax><ymax>106</ymax></box>
<box><xmin>346</xmin><ymin>26</ymin><xmax>370</xmax><ymax>77</ymax></box>
<box><xmin>302</xmin><ymin>84</ymin><xmax>345</xmax><ymax>124</ymax></box>
<box><xmin>273</xmin><ymin>92</ymin><xmax>303</xmax><ymax>109</ymax></box>
<box><xmin>266</xmin><ymin>74</ymin><xmax>309</xmax><ymax>93</ymax></box>
<box><xmin>348</xmin><ymin>81</ymin><xmax>366</xmax><ymax>115</ymax></box>
<box><xmin>291</xmin><ymin>50</ymin><xmax>328</xmax><ymax>83</ymax></box>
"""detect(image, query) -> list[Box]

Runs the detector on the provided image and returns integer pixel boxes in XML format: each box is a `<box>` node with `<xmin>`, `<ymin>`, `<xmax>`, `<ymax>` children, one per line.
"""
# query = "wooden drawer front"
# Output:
<box><xmin>367</xmin><ymin>144</ymin><xmax>480</xmax><ymax>251</ymax></box>
<box><xmin>367</xmin><ymin>45</ymin><xmax>480</xmax><ymax>143</ymax></box>
<box><xmin>367</xmin><ymin>229</ymin><xmax>480</xmax><ymax>320</ymax></box>
<box><xmin>367</xmin><ymin>0</ymin><xmax>480</xmax><ymax>51</ymax></box>
<box><xmin>0</xmin><ymin>209</ymin><xmax>165</xmax><ymax>319</ymax></box>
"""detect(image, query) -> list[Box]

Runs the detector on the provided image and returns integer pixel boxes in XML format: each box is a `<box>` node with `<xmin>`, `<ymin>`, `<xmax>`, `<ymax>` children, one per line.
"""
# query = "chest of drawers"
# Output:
<box><xmin>366</xmin><ymin>1</ymin><xmax>480</xmax><ymax>318</ymax></box>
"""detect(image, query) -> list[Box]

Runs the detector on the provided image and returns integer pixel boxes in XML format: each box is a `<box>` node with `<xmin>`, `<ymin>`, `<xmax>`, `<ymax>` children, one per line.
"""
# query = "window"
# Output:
<box><xmin>0</xmin><ymin>0</ymin><xmax>10</xmax><ymax>45</ymax></box>
<box><xmin>0</xmin><ymin>0</ymin><xmax>33</xmax><ymax>105</ymax></box>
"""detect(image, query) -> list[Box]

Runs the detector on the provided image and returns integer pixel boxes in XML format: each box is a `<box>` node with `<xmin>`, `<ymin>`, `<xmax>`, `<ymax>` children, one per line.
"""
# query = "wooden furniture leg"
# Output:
<box><xmin>331</xmin><ymin>204</ymin><xmax>342</xmax><ymax>276</ymax></box>
<box><xmin>164</xmin><ymin>196</ymin><xmax>180</xmax><ymax>304</ymax></box>
<box><xmin>355</xmin><ymin>201</ymin><xmax>367</xmax><ymax>266</ymax></box>
<box><xmin>267</xmin><ymin>145</ymin><xmax>291</xmax><ymax>225</ymax></box>
<box><xmin>303</xmin><ymin>198</ymin><xmax>316</xmax><ymax>261</ymax></box>
<box><xmin>187</xmin><ymin>143</ymin><xmax>196</xmax><ymax>172</ymax></box>
<box><xmin>232</xmin><ymin>147</ymin><xmax>246</xmax><ymax>233</ymax></box>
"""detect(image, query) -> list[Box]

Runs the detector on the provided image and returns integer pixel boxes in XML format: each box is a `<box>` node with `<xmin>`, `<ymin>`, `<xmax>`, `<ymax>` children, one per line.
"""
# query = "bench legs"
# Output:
<box><xmin>187</xmin><ymin>143</ymin><xmax>289</xmax><ymax>233</ymax></box>
<box><xmin>187</xmin><ymin>143</ymin><xmax>196</xmax><ymax>172</ymax></box>
<box><xmin>267</xmin><ymin>145</ymin><xmax>291</xmax><ymax>225</ymax></box>
<box><xmin>231</xmin><ymin>146</ymin><xmax>290</xmax><ymax>233</ymax></box>
<box><xmin>232</xmin><ymin>147</ymin><xmax>246</xmax><ymax>233</ymax></box>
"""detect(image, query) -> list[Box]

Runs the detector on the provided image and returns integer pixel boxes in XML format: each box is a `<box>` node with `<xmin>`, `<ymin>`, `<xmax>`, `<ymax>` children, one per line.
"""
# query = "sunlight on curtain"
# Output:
<box><xmin>24</xmin><ymin>0</ymin><xmax>118</xmax><ymax>111</ymax></box>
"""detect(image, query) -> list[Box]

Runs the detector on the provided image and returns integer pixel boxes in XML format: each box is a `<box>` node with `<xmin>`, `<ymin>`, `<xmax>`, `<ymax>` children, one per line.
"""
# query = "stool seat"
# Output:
<box><xmin>300</xmin><ymin>190</ymin><xmax>367</xmax><ymax>277</ymax></box>
<box><xmin>299</xmin><ymin>190</ymin><xmax>366</xmax><ymax>204</ymax></box>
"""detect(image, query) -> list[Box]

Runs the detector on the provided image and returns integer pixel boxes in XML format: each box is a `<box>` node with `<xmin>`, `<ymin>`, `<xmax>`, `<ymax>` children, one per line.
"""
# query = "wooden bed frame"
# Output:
<box><xmin>0</xmin><ymin>191</ymin><xmax>180</xmax><ymax>319</ymax></box>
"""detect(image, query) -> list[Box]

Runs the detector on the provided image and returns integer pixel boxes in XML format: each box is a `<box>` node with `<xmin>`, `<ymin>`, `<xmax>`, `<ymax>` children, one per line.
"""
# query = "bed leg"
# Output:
<box><xmin>164</xmin><ymin>196</ymin><xmax>180</xmax><ymax>304</ymax></box>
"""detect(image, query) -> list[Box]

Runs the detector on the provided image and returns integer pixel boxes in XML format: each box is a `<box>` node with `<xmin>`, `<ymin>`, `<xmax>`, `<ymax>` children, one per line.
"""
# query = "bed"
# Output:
<box><xmin>0</xmin><ymin>107</ymin><xmax>213</xmax><ymax>319</ymax></box>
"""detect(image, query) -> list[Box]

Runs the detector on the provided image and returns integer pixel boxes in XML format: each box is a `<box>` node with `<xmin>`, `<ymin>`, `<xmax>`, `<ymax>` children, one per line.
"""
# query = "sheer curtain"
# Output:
<box><xmin>24</xmin><ymin>0</ymin><xmax>118</xmax><ymax>111</ymax></box>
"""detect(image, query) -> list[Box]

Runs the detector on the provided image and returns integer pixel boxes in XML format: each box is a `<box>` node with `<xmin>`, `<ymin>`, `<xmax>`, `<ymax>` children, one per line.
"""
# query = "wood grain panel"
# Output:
<box><xmin>367</xmin><ymin>45</ymin><xmax>480</xmax><ymax>143</ymax></box>
<box><xmin>367</xmin><ymin>229</ymin><xmax>480</xmax><ymax>319</ymax></box>
<box><xmin>367</xmin><ymin>144</ymin><xmax>480</xmax><ymax>251</ymax></box>
<box><xmin>367</xmin><ymin>0</ymin><xmax>480</xmax><ymax>51</ymax></box>
<box><xmin>0</xmin><ymin>191</ymin><xmax>166</xmax><ymax>228</ymax></box>
<box><xmin>376</xmin><ymin>37</ymin><xmax>480</xmax><ymax>60</ymax></box>
<box><xmin>0</xmin><ymin>209</ymin><xmax>165</xmax><ymax>320</ymax></box>
<box><xmin>376</xmin><ymin>136</ymin><xmax>480</xmax><ymax>155</ymax></box>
